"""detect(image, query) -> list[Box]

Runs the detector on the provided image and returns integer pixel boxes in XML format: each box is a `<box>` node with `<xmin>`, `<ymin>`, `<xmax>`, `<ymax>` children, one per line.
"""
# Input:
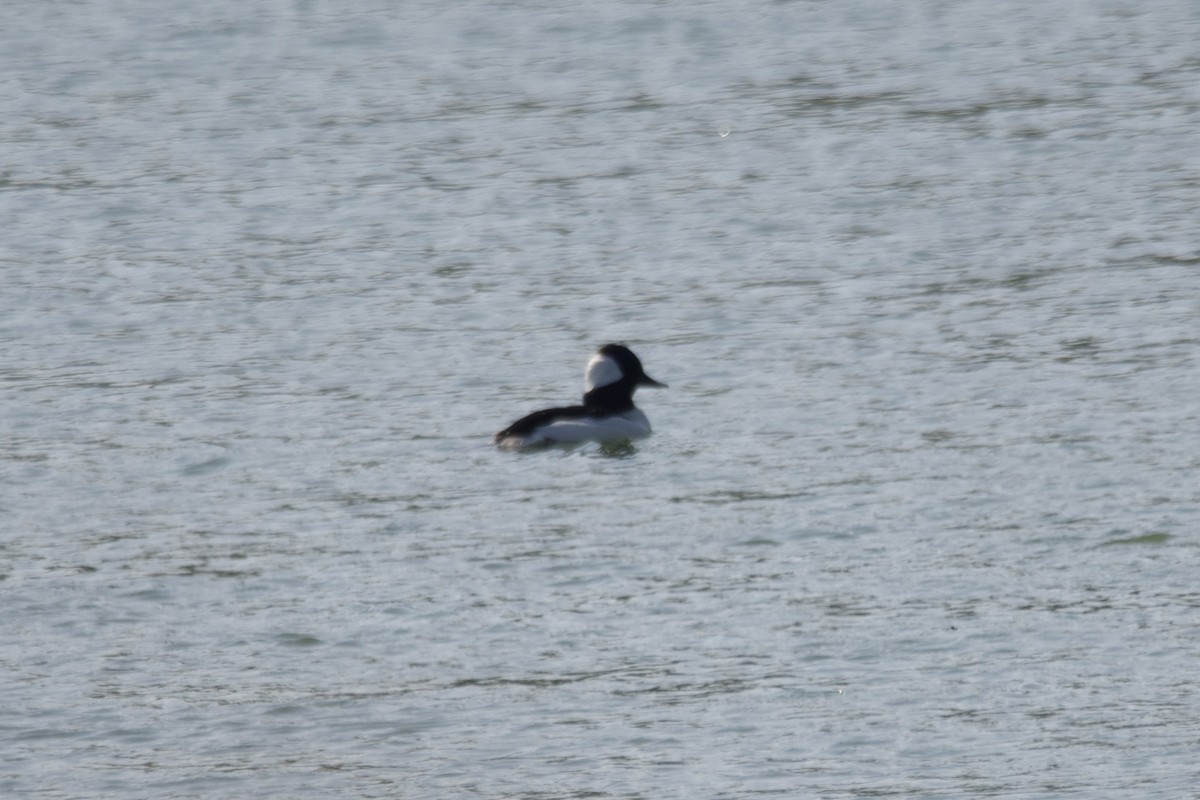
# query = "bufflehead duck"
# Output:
<box><xmin>493</xmin><ymin>344</ymin><xmax>666</xmax><ymax>450</ymax></box>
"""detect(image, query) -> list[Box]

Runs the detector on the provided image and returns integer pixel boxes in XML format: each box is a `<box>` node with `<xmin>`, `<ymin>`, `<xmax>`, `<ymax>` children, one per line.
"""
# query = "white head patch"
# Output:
<box><xmin>585</xmin><ymin>353</ymin><xmax>623</xmax><ymax>392</ymax></box>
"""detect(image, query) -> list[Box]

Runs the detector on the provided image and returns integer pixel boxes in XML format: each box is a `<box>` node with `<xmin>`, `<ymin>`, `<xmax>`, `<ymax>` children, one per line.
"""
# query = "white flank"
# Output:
<box><xmin>499</xmin><ymin>409</ymin><xmax>652</xmax><ymax>449</ymax></box>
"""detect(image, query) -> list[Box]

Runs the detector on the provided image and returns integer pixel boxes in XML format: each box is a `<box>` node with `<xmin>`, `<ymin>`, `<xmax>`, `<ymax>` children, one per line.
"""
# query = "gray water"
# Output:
<box><xmin>4</xmin><ymin>1</ymin><xmax>1200</xmax><ymax>797</ymax></box>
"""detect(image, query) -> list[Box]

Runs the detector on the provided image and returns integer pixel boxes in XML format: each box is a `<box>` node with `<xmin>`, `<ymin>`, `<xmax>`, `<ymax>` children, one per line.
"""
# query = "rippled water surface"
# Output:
<box><xmin>4</xmin><ymin>1</ymin><xmax>1200</xmax><ymax>797</ymax></box>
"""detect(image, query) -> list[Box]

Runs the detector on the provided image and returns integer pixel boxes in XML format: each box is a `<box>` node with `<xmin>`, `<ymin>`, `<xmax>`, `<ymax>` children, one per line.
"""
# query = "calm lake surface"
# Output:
<box><xmin>3</xmin><ymin>1</ymin><xmax>1200</xmax><ymax>797</ymax></box>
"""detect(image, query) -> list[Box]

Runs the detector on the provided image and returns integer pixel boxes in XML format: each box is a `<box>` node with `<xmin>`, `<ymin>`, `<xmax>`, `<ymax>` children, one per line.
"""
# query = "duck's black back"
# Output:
<box><xmin>494</xmin><ymin>405</ymin><xmax>591</xmax><ymax>439</ymax></box>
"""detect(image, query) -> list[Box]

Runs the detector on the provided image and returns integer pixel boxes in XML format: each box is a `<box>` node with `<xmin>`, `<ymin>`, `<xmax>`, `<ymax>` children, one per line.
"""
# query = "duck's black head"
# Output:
<box><xmin>583</xmin><ymin>344</ymin><xmax>666</xmax><ymax>413</ymax></box>
<box><xmin>597</xmin><ymin>344</ymin><xmax>667</xmax><ymax>389</ymax></box>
